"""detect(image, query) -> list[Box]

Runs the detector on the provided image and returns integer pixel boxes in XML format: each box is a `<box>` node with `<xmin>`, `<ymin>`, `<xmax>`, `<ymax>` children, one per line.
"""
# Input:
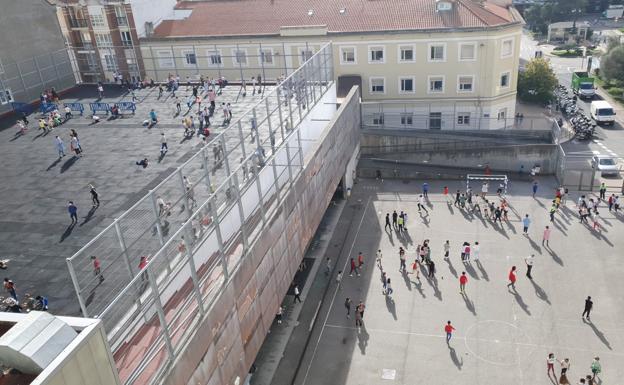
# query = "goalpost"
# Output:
<box><xmin>467</xmin><ymin>174</ymin><xmax>509</xmax><ymax>196</ymax></box>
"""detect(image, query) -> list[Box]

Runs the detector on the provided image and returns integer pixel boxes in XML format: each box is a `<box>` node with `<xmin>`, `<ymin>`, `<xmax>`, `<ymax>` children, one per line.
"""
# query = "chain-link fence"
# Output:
<box><xmin>555</xmin><ymin>145</ymin><xmax>599</xmax><ymax>191</ymax></box>
<box><xmin>66</xmin><ymin>42</ymin><xmax>333</xmax><ymax>385</ymax></box>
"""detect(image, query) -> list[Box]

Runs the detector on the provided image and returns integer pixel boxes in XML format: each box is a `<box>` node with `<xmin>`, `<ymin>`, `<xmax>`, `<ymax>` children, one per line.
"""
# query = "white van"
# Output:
<box><xmin>590</xmin><ymin>101</ymin><xmax>616</xmax><ymax>125</ymax></box>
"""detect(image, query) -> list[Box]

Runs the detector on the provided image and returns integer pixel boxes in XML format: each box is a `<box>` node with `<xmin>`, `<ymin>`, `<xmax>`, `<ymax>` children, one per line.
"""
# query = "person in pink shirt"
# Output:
<box><xmin>542</xmin><ymin>225</ymin><xmax>551</xmax><ymax>246</ymax></box>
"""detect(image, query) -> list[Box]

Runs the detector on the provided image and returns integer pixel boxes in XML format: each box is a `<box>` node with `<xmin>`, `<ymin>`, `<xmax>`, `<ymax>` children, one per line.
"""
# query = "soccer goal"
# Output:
<box><xmin>467</xmin><ymin>174</ymin><xmax>509</xmax><ymax>196</ymax></box>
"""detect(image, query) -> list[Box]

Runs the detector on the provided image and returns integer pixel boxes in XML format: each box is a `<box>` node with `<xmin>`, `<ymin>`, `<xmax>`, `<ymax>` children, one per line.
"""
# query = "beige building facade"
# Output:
<box><xmin>140</xmin><ymin>0</ymin><xmax>523</xmax><ymax>130</ymax></box>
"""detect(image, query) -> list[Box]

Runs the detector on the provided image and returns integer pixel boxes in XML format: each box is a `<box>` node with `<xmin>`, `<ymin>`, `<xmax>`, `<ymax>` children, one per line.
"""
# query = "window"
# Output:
<box><xmin>340</xmin><ymin>46</ymin><xmax>356</xmax><ymax>64</ymax></box>
<box><xmin>94</xmin><ymin>33</ymin><xmax>112</xmax><ymax>47</ymax></box>
<box><xmin>157</xmin><ymin>50</ymin><xmax>174</xmax><ymax>69</ymax></box>
<box><xmin>300</xmin><ymin>48</ymin><xmax>313</xmax><ymax>64</ymax></box>
<box><xmin>121</xmin><ymin>31</ymin><xmax>132</xmax><ymax>46</ymax></box>
<box><xmin>369</xmin><ymin>46</ymin><xmax>385</xmax><ymax>63</ymax></box>
<box><xmin>429</xmin><ymin>112</ymin><xmax>442</xmax><ymax>129</ymax></box>
<box><xmin>370</xmin><ymin>77</ymin><xmax>385</xmax><ymax>94</ymax></box>
<box><xmin>497</xmin><ymin>108</ymin><xmax>507</xmax><ymax>120</ymax></box>
<box><xmin>429</xmin><ymin>43</ymin><xmax>446</xmax><ymax>61</ymax></box>
<box><xmin>399</xmin><ymin>45</ymin><xmax>415</xmax><ymax>62</ymax></box>
<box><xmin>428</xmin><ymin>76</ymin><xmax>444</xmax><ymax>93</ymax></box>
<box><xmin>459</xmin><ymin>43</ymin><xmax>476</xmax><ymax>61</ymax></box>
<box><xmin>399</xmin><ymin>77</ymin><xmax>415</xmax><ymax>93</ymax></box>
<box><xmin>89</xmin><ymin>14</ymin><xmax>105</xmax><ymax>28</ymax></box>
<box><xmin>103</xmin><ymin>54</ymin><xmax>117</xmax><ymax>71</ymax></box>
<box><xmin>207</xmin><ymin>50</ymin><xmax>222</xmax><ymax>66</ymax></box>
<box><xmin>457</xmin><ymin>113</ymin><xmax>471</xmax><ymax>125</ymax></box>
<box><xmin>183</xmin><ymin>51</ymin><xmax>197</xmax><ymax>67</ymax></box>
<box><xmin>372</xmin><ymin>113</ymin><xmax>384</xmax><ymax>126</ymax></box>
<box><xmin>500</xmin><ymin>71</ymin><xmax>510</xmax><ymax>88</ymax></box>
<box><xmin>234</xmin><ymin>49</ymin><xmax>247</xmax><ymax>66</ymax></box>
<box><xmin>458</xmin><ymin>75</ymin><xmax>474</xmax><ymax>92</ymax></box>
<box><xmin>401</xmin><ymin>113</ymin><xmax>413</xmax><ymax>126</ymax></box>
<box><xmin>0</xmin><ymin>88</ymin><xmax>12</xmax><ymax>105</ymax></box>
<box><xmin>259</xmin><ymin>49</ymin><xmax>274</xmax><ymax>65</ymax></box>
<box><xmin>501</xmin><ymin>38</ymin><xmax>514</xmax><ymax>58</ymax></box>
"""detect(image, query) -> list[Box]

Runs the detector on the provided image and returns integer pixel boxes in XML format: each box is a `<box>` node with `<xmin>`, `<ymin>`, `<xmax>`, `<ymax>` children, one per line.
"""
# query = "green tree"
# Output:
<box><xmin>518</xmin><ymin>58</ymin><xmax>559</xmax><ymax>104</ymax></box>
<box><xmin>601</xmin><ymin>45</ymin><xmax>624</xmax><ymax>84</ymax></box>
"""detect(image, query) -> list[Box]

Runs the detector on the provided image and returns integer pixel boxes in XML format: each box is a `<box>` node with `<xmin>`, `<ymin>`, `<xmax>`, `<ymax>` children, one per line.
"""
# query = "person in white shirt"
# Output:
<box><xmin>524</xmin><ymin>254</ymin><xmax>535</xmax><ymax>279</ymax></box>
<box><xmin>472</xmin><ymin>242</ymin><xmax>480</xmax><ymax>261</ymax></box>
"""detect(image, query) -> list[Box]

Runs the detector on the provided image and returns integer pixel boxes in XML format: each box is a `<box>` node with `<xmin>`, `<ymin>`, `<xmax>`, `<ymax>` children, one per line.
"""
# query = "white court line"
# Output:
<box><xmin>301</xmin><ymin>196</ymin><xmax>371</xmax><ymax>385</ymax></box>
<box><xmin>592</xmin><ymin>150</ymin><xmax>601</xmax><ymax>155</ymax></box>
<box><xmin>324</xmin><ymin>324</ymin><xmax>624</xmax><ymax>357</ymax></box>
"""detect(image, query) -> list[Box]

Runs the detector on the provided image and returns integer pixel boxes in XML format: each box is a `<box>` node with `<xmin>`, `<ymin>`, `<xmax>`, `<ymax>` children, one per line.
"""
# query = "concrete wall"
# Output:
<box><xmin>365</xmin><ymin>143</ymin><xmax>559</xmax><ymax>175</ymax></box>
<box><xmin>158</xmin><ymin>87</ymin><xmax>361</xmax><ymax>385</ymax></box>
<box><xmin>0</xmin><ymin>0</ymin><xmax>75</xmax><ymax>115</ymax></box>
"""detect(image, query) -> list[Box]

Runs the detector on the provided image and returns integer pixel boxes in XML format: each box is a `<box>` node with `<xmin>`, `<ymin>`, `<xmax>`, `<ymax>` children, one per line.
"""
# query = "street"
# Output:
<box><xmin>521</xmin><ymin>31</ymin><xmax>624</xmax><ymax>189</ymax></box>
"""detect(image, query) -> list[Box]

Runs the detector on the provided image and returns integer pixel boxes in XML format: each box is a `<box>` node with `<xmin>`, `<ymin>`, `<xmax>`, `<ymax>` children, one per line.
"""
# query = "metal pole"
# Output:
<box><xmin>50</xmin><ymin>52</ymin><xmax>61</xmax><ymax>82</ymax></box>
<box><xmin>150</xmin><ymin>191</ymin><xmax>165</xmax><ymax>245</ymax></box>
<box><xmin>208</xmin><ymin>195</ymin><xmax>229</xmax><ymax>281</ymax></box>
<box><xmin>66</xmin><ymin>258</ymin><xmax>89</xmax><ymax>317</ymax></box>
<box><xmin>231</xmin><ymin>172</ymin><xmax>249</xmax><ymax>252</ymax></box>
<box><xmin>276</xmin><ymin>87</ymin><xmax>285</xmax><ymax>140</ymax></box>
<box><xmin>254</xmin><ymin>168</ymin><xmax>267</xmax><ymax>226</ymax></box>
<box><xmin>201</xmin><ymin>146</ymin><xmax>213</xmax><ymax>191</ymax></box>
<box><xmin>296</xmin><ymin>127</ymin><xmax>305</xmax><ymax>169</ymax></box>
<box><xmin>181</xmin><ymin>222</ymin><xmax>205</xmax><ymax>315</ymax></box>
<box><xmin>146</xmin><ymin>264</ymin><xmax>175</xmax><ymax>358</ymax></box>
<box><xmin>148</xmin><ymin>46</ymin><xmax>158</xmax><ymax>82</ymax></box>
<box><xmin>236</xmin><ymin>43</ymin><xmax>244</xmax><ymax>83</ymax></box>
<box><xmin>178</xmin><ymin>169</ymin><xmax>193</xmax><ymax>218</ymax></box>
<box><xmin>214</xmin><ymin>44</ymin><xmax>221</xmax><ymax>79</ymax></box>
<box><xmin>115</xmin><ymin>221</ymin><xmax>137</xmax><ymax>279</ymax></box>
<box><xmin>237</xmin><ymin>120</ymin><xmax>247</xmax><ymax>159</ymax></box>
<box><xmin>271</xmin><ymin>157</ymin><xmax>281</xmax><ymax>203</ymax></box>
<box><xmin>33</xmin><ymin>55</ymin><xmax>46</xmax><ymax>86</ymax></box>
<box><xmin>171</xmin><ymin>44</ymin><xmax>179</xmax><ymax>81</ymax></box>
<box><xmin>282</xmin><ymin>42</ymin><xmax>288</xmax><ymax>77</ymax></box>
<box><xmin>259</xmin><ymin>42</ymin><xmax>267</xmax><ymax>95</ymax></box>
<box><xmin>192</xmin><ymin>44</ymin><xmax>200</xmax><ymax>78</ymax></box>
<box><xmin>15</xmin><ymin>61</ymin><xmax>28</xmax><ymax>94</ymax></box>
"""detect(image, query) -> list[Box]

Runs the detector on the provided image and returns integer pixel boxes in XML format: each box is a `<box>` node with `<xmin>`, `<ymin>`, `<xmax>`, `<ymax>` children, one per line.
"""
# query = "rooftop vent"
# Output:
<box><xmin>339</xmin><ymin>8</ymin><xmax>346</xmax><ymax>14</ymax></box>
<box><xmin>436</xmin><ymin>0</ymin><xmax>453</xmax><ymax>11</ymax></box>
<box><xmin>308</xmin><ymin>9</ymin><xmax>314</xmax><ymax>16</ymax></box>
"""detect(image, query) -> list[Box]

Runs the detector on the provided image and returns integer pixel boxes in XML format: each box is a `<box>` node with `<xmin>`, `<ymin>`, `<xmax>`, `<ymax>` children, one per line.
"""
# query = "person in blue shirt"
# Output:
<box><xmin>68</xmin><ymin>201</ymin><xmax>78</xmax><ymax>224</ymax></box>
<box><xmin>422</xmin><ymin>182</ymin><xmax>429</xmax><ymax>198</ymax></box>
<box><xmin>532</xmin><ymin>181</ymin><xmax>538</xmax><ymax>197</ymax></box>
<box><xmin>149</xmin><ymin>109</ymin><xmax>157</xmax><ymax>124</ymax></box>
<box><xmin>522</xmin><ymin>214</ymin><xmax>531</xmax><ymax>235</ymax></box>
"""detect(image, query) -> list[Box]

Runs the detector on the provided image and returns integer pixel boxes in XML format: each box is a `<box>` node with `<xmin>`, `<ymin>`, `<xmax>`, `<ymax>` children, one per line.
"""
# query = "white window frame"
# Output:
<box><xmin>89</xmin><ymin>14</ymin><xmax>106</xmax><ymax>28</ymax></box>
<box><xmin>299</xmin><ymin>47</ymin><xmax>314</xmax><ymax>65</ymax></box>
<box><xmin>206</xmin><ymin>49</ymin><xmax>222</xmax><ymax>67</ymax></box>
<box><xmin>103</xmin><ymin>53</ymin><xmax>118</xmax><ymax>72</ymax></box>
<box><xmin>157</xmin><ymin>50</ymin><xmax>174</xmax><ymax>69</ymax></box>
<box><xmin>497</xmin><ymin>108</ymin><xmax>508</xmax><ymax>121</ymax></box>
<box><xmin>120</xmin><ymin>31</ymin><xmax>132</xmax><ymax>44</ymax></box>
<box><xmin>458</xmin><ymin>42</ymin><xmax>477</xmax><ymax>62</ymax></box>
<box><xmin>339</xmin><ymin>46</ymin><xmax>357</xmax><ymax>65</ymax></box>
<box><xmin>368</xmin><ymin>45</ymin><xmax>385</xmax><ymax>64</ymax></box>
<box><xmin>428</xmin><ymin>43</ymin><xmax>446</xmax><ymax>62</ymax></box>
<box><xmin>457</xmin><ymin>113</ymin><xmax>471</xmax><ymax>126</ymax></box>
<box><xmin>94</xmin><ymin>33</ymin><xmax>113</xmax><ymax>47</ymax></box>
<box><xmin>233</xmin><ymin>48</ymin><xmax>248</xmax><ymax>66</ymax></box>
<box><xmin>0</xmin><ymin>88</ymin><xmax>13</xmax><ymax>105</ymax></box>
<box><xmin>182</xmin><ymin>50</ymin><xmax>197</xmax><ymax>68</ymax></box>
<box><xmin>427</xmin><ymin>75</ymin><xmax>445</xmax><ymax>94</ymax></box>
<box><xmin>457</xmin><ymin>75</ymin><xmax>475</xmax><ymax>93</ymax></box>
<box><xmin>259</xmin><ymin>48</ymin><xmax>275</xmax><ymax>66</ymax></box>
<box><xmin>500</xmin><ymin>71</ymin><xmax>511</xmax><ymax>89</ymax></box>
<box><xmin>400</xmin><ymin>113</ymin><xmax>414</xmax><ymax>126</ymax></box>
<box><xmin>399</xmin><ymin>76</ymin><xmax>415</xmax><ymax>94</ymax></box>
<box><xmin>501</xmin><ymin>38</ymin><xmax>514</xmax><ymax>59</ymax></box>
<box><xmin>398</xmin><ymin>45</ymin><xmax>416</xmax><ymax>63</ymax></box>
<box><xmin>372</xmin><ymin>113</ymin><xmax>384</xmax><ymax>126</ymax></box>
<box><xmin>369</xmin><ymin>77</ymin><xmax>386</xmax><ymax>94</ymax></box>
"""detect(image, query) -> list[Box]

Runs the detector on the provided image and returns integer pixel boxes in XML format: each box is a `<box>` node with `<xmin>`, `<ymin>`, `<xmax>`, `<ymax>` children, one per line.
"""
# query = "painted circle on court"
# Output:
<box><xmin>463</xmin><ymin>320</ymin><xmax>533</xmax><ymax>366</ymax></box>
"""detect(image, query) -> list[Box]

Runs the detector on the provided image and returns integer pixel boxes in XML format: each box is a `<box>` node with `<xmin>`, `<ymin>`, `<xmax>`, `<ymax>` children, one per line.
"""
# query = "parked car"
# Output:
<box><xmin>592</xmin><ymin>155</ymin><xmax>620</xmax><ymax>176</ymax></box>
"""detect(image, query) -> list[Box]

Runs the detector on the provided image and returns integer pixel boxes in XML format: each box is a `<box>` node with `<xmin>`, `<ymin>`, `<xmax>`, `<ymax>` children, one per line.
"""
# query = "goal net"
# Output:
<box><xmin>467</xmin><ymin>174</ymin><xmax>509</xmax><ymax>196</ymax></box>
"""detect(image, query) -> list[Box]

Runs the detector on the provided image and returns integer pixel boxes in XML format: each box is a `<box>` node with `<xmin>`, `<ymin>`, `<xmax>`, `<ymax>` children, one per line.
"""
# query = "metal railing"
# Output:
<box><xmin>66</xmin><ymin>42</ymin><xmax>334</xmax><ymax>385</ymax></box>
<box><xmin>69</xmin><ymin>18</ymin><xmax>89</xmax><ymax>28</ymax></box>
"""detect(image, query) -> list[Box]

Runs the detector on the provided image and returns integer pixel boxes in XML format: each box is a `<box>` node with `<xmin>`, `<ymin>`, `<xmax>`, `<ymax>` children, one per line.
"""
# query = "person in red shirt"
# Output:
<box><xmin>358</xmin><ymin>252</ymin><xmax>364</xmax><ymax>268</ymax></box>
<box><xmin>139</xmin><ymin>256</ymin><xmax>149</xmax><ymax>281</ymax></box>
<box><xmin>444</xmin><ymin>321</ymin><xmax>456</xmax><ymax>343</ymax></box>
<box><xmin>349</xmin><ymin>258</ymin><xmax>359</xmax><ymax>277</ymax></box>
<box><xmin>91</xmin><ymin>255</ymin><xmax>104</xmax><ymax>283</ymax></box>
<box><xmin>507</xmin><ymin>265</ymin><xmax>517</xmax><ymax>291</ymax></box>
<box><xmin>459</xmin><ymin>272</ymin><xmax>468</xmax><ymax>295</ymax></box>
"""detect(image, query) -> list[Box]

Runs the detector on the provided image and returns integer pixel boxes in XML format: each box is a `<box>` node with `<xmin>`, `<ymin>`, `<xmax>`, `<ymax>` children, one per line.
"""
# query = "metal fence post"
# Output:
<box><xmin>115</xmin><ymin>221</ymin><xmax>137</xmax><ymax>279</ymax></box>
<box><xmin>181</xmin><ymin>222</ymin><xmax>205</xmax><ymax>315</ymax></box>
<box><xmin>254</xmin><ymin>168</ymin><xmax>268</xmax><ymax>227</ymax></box>
<box><xmin>201</xmin><ymin>147</ymin><xmax>213</xmax><ymax>192</ymax></box>
<box><xmin>66</xmin><ymin>258</ymin><xmax>89</xmax><ymax>317</ymax></box>
<box><xmin>237</xmin><ymin>120</ymin><xmax>247</xmax><ymax>159</ymax></box>
<box><xmin>231</xmin><ymin>173</ymin><xmax>249</xmax><ymax>252</ymax></box>
<box><xmin>150</xmin><ymin>190</ymin><xmax>165</xmax><ymax>245</ymax></box>
<box><xmin>208</xmin><ymin>195</ymin><xmax>229</xmax><ymax>282</ymax></box>
<box><xmin>296</xmin><ymin>127</ymin><xmax>305</xmax><ymax>169</ymax></box>
<box><xmin>146</xmin><ymin>264</ymin><xmax>175</xmax><ymax>358</ymax></box>
<box><xmin>178</xmin><ymin>169</ymin><xmax>193</xmax><ymax>218</ymax></box>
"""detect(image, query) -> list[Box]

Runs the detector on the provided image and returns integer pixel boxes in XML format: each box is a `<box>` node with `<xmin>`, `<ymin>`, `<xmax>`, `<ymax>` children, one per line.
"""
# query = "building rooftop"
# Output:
<box><xmin>151</xmin><ymin>0</ymin><xmax>521</xmax><ymax>39</ymax></box>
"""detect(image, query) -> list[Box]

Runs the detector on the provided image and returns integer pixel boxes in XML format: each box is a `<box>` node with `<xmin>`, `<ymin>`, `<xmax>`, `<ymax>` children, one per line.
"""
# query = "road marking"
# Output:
<box><xmin>592</xmin><ymin>150</ymin><xmax>601</xmax><ymax>155</ymax></box>
<box><xmin>301</xmin><ymin>196</ymin><xmax>371</xmax><ymax>385</ymax></box>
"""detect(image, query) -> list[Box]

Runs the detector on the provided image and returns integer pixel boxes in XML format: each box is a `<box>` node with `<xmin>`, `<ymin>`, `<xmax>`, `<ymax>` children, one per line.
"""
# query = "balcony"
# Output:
<box><xmin>74</xmin><ymin>41</ymin><xmax>94</xmax><ymax>50</ymax></box>
<box><xmin>116</xmin><ymin>16</ymin><xmax>128</xmax><ymax>26</ymax></box>
<box><xmin>121</xmin><ymin>40</ymin><xmax>133</xmax><ymax>47</ymax></box>
<box><xmin>69</xmin><ymin>18</ymin><xmax>88</xmax><ymax>28</ymax></box>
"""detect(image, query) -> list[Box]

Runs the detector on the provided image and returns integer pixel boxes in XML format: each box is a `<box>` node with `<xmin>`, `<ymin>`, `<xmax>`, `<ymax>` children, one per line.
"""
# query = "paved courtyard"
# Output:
<box><xmin>0</xmin><ymin>82</ymin><xmax>281</xmax><ymax>314</ymax></box>
<box><xmin>287</xmin><ymin>177</ymin><xmax>623</xmax><ymax>385</ymax></box>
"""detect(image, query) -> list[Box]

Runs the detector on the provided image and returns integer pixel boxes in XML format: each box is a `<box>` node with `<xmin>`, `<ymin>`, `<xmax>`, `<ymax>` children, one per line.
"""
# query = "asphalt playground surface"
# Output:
<box><xmin>258</xmin><ymin>177</ymin><xmax>623</xmax><ymax>385</ymax></box>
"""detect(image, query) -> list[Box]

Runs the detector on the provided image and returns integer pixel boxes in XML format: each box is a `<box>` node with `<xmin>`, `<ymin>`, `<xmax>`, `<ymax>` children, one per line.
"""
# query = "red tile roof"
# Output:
<box><xmin>152</xmin><ymin>0</ymin><xmax>519</xmax><ymax>38</ymax></box>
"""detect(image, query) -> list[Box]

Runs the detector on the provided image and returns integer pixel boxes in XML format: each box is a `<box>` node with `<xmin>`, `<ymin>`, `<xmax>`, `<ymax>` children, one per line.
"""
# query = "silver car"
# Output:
<box><xmin>592</xmin><ymin>155</ymin><xmax>620</xmax><ymax>176</ymax></box>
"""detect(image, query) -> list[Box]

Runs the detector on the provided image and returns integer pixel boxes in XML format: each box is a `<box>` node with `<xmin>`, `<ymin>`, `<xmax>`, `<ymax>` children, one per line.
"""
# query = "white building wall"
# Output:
<box><xmin>129</xmin><ymin>0</ymin><xmax>178</xmax><ymax>37</ymax></box>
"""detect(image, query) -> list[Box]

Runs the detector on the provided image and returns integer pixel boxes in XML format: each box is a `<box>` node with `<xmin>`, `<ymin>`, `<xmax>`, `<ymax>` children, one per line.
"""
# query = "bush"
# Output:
<box><xmin>607</xmin><ymin>87</ymin><xmax>624</xmax><ymax>97</ymax></box>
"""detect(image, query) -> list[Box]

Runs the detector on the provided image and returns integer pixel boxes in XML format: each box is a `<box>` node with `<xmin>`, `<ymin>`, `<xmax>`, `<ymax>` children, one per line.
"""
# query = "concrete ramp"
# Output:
<box><xmin>0</xmin><ymin>311</ymin><xmax>78</xmax><ymax>375</ymax></box>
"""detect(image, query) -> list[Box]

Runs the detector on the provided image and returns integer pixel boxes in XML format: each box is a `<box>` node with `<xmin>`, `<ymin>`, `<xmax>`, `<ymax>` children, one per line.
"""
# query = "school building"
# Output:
<box><xmin>139</xmin><ymin>0</ymin><xmax>524</xmax><ymax>130</ymax></box>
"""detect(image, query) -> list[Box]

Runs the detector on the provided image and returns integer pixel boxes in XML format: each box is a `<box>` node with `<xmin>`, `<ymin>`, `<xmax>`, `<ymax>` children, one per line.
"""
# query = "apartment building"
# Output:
<box><xmin>140</xmin><ymin>0</ymin><xmax>523</xmax><ymax>130</ymax></box>
<box><xmin>54</xmin><ymin>0</ymin><xmax>177</xmax><ymax>84</ymax></box>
